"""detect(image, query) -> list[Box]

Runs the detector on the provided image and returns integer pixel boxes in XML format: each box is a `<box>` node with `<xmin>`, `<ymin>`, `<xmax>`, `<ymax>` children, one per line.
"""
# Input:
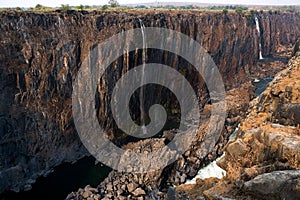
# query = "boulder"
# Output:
<box><xmin>243</xmin><ymin>170</ymin><xmax>300</xmax><ymax>199</ymax></box>
<box><xmin>131</xmin><ymin>188</ymin><xmax>146</xmax><ymax>197</ymax></box>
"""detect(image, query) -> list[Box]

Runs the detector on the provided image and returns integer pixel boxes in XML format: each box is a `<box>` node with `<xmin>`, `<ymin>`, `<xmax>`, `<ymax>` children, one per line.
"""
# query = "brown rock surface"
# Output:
<box><xmin>175</xmin><ymin>40</ymin><xmax>300</xmax><ymax>200</ymax></box>
<box><xmin>67</xmin><ymin>80</ymin><xmax>256</xmax><ymax>199</ymax></box>
<box><xmin>0</xmin><ymin>9</ymin><xmax>299</xmax><ymax>195</ymax></box>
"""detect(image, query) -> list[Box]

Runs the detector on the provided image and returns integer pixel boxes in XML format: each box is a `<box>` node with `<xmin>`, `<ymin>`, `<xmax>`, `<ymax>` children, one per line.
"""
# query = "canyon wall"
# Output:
<box><xmin>175</xmin><ymin>39</ymin><xmax>300</xmax><ymax>200</ymax></box>
<box><xmin>0</xmin><ymin>10</ymin><xmax>299</xmax><ymax>193</ymax></box>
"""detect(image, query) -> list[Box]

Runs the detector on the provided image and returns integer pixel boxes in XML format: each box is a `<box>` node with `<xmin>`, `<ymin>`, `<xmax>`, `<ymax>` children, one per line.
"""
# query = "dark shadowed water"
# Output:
<box><xmin>253</xmin><ymin>77</ymin><xmax>273</xmax><ymax>96</ymax></box>
<box><xmin>0</xmin><ymin>156</ymin><xmax>111</xmax><ymax>200</ymax></box>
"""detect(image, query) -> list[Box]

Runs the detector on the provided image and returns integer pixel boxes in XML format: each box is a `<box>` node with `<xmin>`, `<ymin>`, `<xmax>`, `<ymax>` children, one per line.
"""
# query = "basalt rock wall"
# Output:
<box><xmin>0</xmin><ymin>10</ymin><xmax>299</xmax><ymax>193</ymax></box>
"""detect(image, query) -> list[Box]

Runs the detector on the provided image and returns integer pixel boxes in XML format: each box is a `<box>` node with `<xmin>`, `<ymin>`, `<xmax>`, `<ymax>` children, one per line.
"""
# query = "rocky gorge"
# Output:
<box><xmin>175</xmin><ymin>40</ymin><xmax>300</xmax><ymax>199</ymax></box>
<box><xmin>0</xmin><ymin>9</ymin><xmax>299</xmax><ymax>199</ymax></box>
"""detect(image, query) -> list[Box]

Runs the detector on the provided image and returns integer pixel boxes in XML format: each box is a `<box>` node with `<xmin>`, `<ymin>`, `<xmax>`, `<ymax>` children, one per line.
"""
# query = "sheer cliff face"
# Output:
<box><xmin>0</xmin><ymin>10</ymin><xmax>299</xmax><ymax>192</ymax></box>
<box><xmin>259</xmin><ymin>13</ymin><xmax>300</xmax><ymax>55</ymax></box>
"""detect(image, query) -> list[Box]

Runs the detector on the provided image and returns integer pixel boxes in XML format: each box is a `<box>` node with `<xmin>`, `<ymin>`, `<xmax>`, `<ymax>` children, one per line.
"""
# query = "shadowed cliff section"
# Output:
<box><xmin>0</xmin><ymin>10</ymin><xmax>299</xmax><ymax>194</ymax></box>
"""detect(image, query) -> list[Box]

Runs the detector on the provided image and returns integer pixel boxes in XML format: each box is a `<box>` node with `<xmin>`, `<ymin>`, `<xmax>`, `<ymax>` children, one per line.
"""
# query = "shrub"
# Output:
<box><xmin>247</xmin><ymin>14</ymin><xmax>253</xmax><ymax>22</ymax></box>
<box><xmin>223</xmin><ymin>9</ymin><xmax>228</xmax><ymax>14</ymax></box>
<box><xmin>76</xmin><ymin>4</ymin><xmax>84</xmax><ymax>10</ymax></box>
<box><xmin>102</xmin><ymin>4</ymin><xmax>109</xmax><ymax>10</ymax></box>
<box><xmin>260</xmin><ymin>10</ymin><xmax>264</xmax><ymax>13</ymax></box>
<box><xmin>33</xmin><ymin>4</ymin><xmax>52</xmax><ymax>11</ymax></box>
<box><xmin>35</xmin><ymin>4</ymin><xmax>43</xmax><ymax>10</ymax></box>
<box><xmin>235</xmin><ymin>8</ymin><xmax>243</xmax><ymax>13</ymax></box>
<box><xmin>108</xmin><ymin>0</ymin><xmax>119</xmax><ymax>7</ymax></box>
<box><xmin>268</xmin><ymin>10</ymin><xmax>273</xmax><ymax>14</ymax></box>
<box><xmin>60</xmin><ymin>4</ymin><xmax>70</xmax><ymax>10</ymax></box>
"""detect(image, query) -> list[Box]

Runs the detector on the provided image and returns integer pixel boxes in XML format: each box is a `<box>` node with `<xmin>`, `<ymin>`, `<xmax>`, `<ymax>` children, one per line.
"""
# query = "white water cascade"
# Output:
<box><xmin>255</xmin><ymin>17</ymin><xmax>264</xmax><ymax>60</ymax></box>
<box><xmin>185</xmin><ymin>154</ymin><xmax>226</xmax><ymax>184</ymax></box>
<box><xmin>138</xmin><ymin>18</ymin><xmax>147</xmax><ymax>135</ymax></box>
<box><xmin>185</xmin><ymin>125</ymin><xmax>240</xmax><ymax>184</ymax></box>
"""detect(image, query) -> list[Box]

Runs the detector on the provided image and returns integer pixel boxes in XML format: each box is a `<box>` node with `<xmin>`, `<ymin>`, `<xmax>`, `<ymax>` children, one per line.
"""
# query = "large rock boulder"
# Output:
<box><xmin>243</xmin><ymin>170</ymin><xmax>300</xmax><ymax>200</ymax></box>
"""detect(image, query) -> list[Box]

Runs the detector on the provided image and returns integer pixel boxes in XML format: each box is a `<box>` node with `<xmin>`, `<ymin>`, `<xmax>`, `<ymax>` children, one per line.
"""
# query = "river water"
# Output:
<box><xmin>0</xmin><ymin>121</ymin><xmax>180</xmax><ymax>200</ymax></box>
<box><xmin>0</xmin><ymin>156</ymin><xmax>111</xmax><ymax>200</ymax></box>
<box><xmin>253</xmin><ymin>77</ymin><xmax>273</xmax><ymax>96</ymax></box>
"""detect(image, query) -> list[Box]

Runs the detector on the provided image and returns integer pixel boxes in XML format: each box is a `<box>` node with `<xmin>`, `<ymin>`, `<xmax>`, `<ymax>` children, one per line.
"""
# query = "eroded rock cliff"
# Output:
<box><xmin>0</xmin><ymin>10</ymin><xmax>299</xmax><ymax>194</ymax></box>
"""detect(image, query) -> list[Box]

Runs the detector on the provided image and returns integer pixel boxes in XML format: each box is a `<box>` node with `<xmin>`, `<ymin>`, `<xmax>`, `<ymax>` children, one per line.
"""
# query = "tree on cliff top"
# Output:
<box><xmin>108</xmin><ymin>0</ymin><xmax>119</xmax><ymax>7</ymax></box>
<box><xmin>60</xmin><ymin>4</ymin><xmax>70</xmax><ymax>10</ymax></box>
<box><xmin>76</xmin><ymin>4</ymin><xmax>84</xmax><ymax>10</ymax></box>
<box><xmin>35</xmin><ymin>4</ymin><xmax>43</xmax><ymax>9</ymax></box>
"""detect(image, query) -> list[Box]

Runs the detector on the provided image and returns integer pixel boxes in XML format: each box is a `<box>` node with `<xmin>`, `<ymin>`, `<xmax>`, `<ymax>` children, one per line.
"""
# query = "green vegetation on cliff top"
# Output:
<box><xmin>1</xmin><ymin>4</ymin><xmax>299</xmax><ymax>14</ymax></box>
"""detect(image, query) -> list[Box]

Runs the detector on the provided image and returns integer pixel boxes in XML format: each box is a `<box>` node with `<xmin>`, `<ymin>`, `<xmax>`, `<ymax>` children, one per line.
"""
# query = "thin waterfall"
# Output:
<box><xmin>255</xmin><ymin>17</ymin><xmax>264</xmax><ymax>60</ymax></box>
<box><xmin>138</xmin><ymin>18</ymin><xmax>147</xmax><ymax>134</ymax></box>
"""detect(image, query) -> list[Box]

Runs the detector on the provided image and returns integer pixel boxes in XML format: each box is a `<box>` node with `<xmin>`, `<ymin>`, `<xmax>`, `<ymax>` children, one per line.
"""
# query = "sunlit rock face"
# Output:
<box><xmin>175</xmin><ymin>40</ymin><xmax>300</xmax><ymax>200</ymax></box>
<box><xmin>0</xmin><ymin>10</ymin><xmax>299</xmax><ymax>193</ymax></box>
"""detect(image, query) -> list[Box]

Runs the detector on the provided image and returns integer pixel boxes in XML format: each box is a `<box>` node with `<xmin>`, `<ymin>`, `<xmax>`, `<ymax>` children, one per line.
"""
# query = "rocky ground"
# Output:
<box><xmin>175</xmin><ymin>40</ymin><xmax>300</xmax><ymax>200</ymax></box>
<box><xmin>66</xmin><ymin>81</ymin><xmax>257</xmax><ymax>200</ymax></box>
<box><xmin>0</xmin><ymin>10</ymin><xmax>299</xmax><ymax>198</ymax></box>
<box><xmin>64</xmin><ymin>39</ymin><xmax>299</xmax><ymax>200</ymax></box>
